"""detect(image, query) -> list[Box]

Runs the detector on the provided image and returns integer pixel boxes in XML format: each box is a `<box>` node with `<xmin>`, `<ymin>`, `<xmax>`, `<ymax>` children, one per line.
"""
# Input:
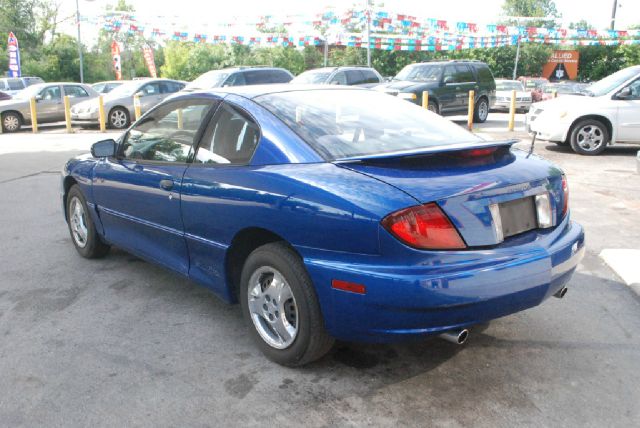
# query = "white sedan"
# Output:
<box><xmin>526</xmin><ymin>65</ymin><xmax>640</xmax><ymax>155</ymax></box>
<box><xmin>493</xmin><ymin>79</ymin><xmax>532</xmax><ymax>113</ymax></box>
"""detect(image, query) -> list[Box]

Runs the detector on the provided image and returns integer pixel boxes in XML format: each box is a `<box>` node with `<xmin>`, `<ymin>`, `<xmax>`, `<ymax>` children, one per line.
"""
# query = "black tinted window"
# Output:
<box><xmin>475</xmin><ymin>65</ymin><xmax>495</xmax><ymax>84</ymax></box>
<box><xmin>8</xmin><ymin>79</ymin><xmax>25</xmax><ymax>90</ymax></box>
<box><xmin>122</xmin><ymin>99</ymin><xmax>215</xmax><ymax>162</ymax></box>
<box><xmin>64</xmin><ymin>85</ymin><xmax>89</xmax><ymax>98</ymax></box>
<box><xmin>268</xmin><ymin>70</ymin><xmax>293</xmax><ymax>83</ymax></box>
<box><xmin>196</xmin><ymin>103</ymin><xmax>260</xmax><ymax>165</ymax></box>
<box><xmin>361</xmin><ymin>69</ymin><xmax>381</xmax><ymax>83</ymax></box>
<box><xmin>455</xmin><ymin>65</ymin><xmax>474</xmax><ymax>82</ymax></box>
<box><xmin>244</xmin><ymin>70</ymin><xmax>271</xmax><ymax>85</ymax></box>
<box><xmin>161</xmin><ymin>82</ymin><xmax>183</xmax><ymax>93</ymax></box>
<box><xmin>346</xmin><ymin>70</ymin><xmax>365</xmax><ymax>85</ymax></box>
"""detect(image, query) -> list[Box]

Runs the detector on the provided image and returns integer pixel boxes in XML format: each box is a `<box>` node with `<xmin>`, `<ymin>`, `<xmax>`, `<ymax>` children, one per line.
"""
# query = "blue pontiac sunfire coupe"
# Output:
<box><xmin>62</xmin><ymin>85</ymin><xmax>584</xmax><ymax>366</ymax></box>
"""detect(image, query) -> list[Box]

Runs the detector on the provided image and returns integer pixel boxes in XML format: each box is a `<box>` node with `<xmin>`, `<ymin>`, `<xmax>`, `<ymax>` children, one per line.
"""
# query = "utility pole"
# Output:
<box><xmin>610</xmin><ymin>0</ymin><xmax>618</xmax><ymax>30</ymax></box>
<box><xmin>513</xmin><ymin>35</ymin><xmax>521</xmax><ymax>80</ymax></box>
<box><xmin>365</xmin><ymin>0</ymin><xmax>372</xmax><ymax>67</ymax></box>
<box><xmin>75</xmin><ymin>0</ymin><xmax>84</xmax><ymax>83</ymax></box>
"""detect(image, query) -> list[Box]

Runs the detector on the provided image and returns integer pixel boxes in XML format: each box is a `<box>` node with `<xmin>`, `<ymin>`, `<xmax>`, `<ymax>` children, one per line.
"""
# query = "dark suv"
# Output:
<box><xmin>376</xmin><ymin>60</ymin><xmax>496</xmax><ymax>123</ymax></box>
<box><xmin>291</xmin><ymin>66</ymin><xmax>383</xmax><ymax>87</ymax></box>
<box><xmin>184</xmin><ymin>67</ymin><xmax>293</xmax><ymax>91</ymax></box>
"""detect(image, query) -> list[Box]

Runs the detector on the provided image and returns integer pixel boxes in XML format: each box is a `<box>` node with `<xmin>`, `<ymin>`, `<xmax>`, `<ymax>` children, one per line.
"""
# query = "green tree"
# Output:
<box><xmin>501</xmin><ymin>0</ymin><xmax>560</xmax><ymax>27</ymax></box>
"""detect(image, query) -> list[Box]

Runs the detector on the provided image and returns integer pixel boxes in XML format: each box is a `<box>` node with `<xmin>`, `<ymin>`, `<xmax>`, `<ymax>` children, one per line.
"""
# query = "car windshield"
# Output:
<box><xmin>256</xmin><ymin>89</ymin><xmax>481</xmax><ymax>160</ymax></box>
<box><xmin>291</xmin><ymin>70</ymin><xmax>333</xmax><ymax>84</ymax></box>
<box><xmin>496</xmin><ymin>81</ymin><xmax>524</xmax><ymax>91</ymax></box>
<box><xmin>185</xmin><ymin>71</ymin><xmax>230</xmax><ymax>90</ymax></box>
<box><xmin>106</xmin><ymin>81</ymin><xmax>141</xmax><ymax>98</ymax></box>
<box><xmin>584</xmin><ymin>67</ymin><xmax>640</xmax><ymax>96</ymax></box>
<box><xmin>394</xmin><ymin>65</ymin><xmax>441</xmax><ymax>82</ymax></box>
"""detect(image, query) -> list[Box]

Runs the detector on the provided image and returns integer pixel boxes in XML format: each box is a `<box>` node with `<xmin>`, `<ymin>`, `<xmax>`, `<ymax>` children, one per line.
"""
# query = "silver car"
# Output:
<box><xmin>71</xmin><ymin>79</ymin><xmax>185</xmax><ymax>129</ymax></box>
<box><xmin>0</xmin><ymin>82</ymin><xmax>98</xmax><ymax>132</ymax></box>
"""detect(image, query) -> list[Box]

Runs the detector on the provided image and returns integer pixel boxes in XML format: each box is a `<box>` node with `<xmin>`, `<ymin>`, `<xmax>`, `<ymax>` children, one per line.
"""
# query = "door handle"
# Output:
<box><xmin>159</xmin><ymin>179</ymin><xmax>174</xmax><ymax>190</ymax></box>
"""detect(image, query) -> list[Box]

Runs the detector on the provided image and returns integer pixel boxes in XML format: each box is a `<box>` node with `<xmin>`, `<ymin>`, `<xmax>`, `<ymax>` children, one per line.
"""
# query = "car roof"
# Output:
<box><xmin>93</xmin><ymin>80</ymin><xmax>125</xmax><ymax>85</ymax></box>
<box><xmin>186</xmin><ymin>84</ymin><xmax>365</xmax><ymax>100</ymax></box>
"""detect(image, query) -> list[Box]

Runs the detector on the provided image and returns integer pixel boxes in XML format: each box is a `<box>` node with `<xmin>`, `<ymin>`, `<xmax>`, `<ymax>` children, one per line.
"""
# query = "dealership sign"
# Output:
<box><xmin>7</xmin><ymin>32</ymin><xmax>21</xmax><ymax>77</ymax></box>
<box><xmin>111</xmin><ymin>41</ymin><xmax>122</xmax><ymax>80</ymax></box>
<box><xmin>142</xmin><ymin>45</ymin><xmax>157</xmax><ymax>78</ymax></box>
<box><xmin>542</xmin><ymin>50</ymin><xmax>579</xmax><ymax>81</ymax></box>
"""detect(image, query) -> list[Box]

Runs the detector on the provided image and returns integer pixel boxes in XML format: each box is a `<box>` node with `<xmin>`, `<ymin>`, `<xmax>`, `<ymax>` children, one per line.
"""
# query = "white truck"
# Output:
<box><xmin>526</xmin><ymin>65</ymin><xmax>640</xmax><ymax>155</ymax></box>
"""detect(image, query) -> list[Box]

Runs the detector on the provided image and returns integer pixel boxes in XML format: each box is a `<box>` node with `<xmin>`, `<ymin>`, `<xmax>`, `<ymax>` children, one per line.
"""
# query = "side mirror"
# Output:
<box><xmin>615</xmin><ymin>86</ymin><xmax>632</xmax><ymax>100</ymax></box>
<box><xmin>35</xmin><ymin>94</ymin><xmax>43</xmax><ymax>102</ymax></box>
<box><xmin>135</xmin><ymin>91</ymin><xmax>145</xmax><ymax>97</ymax></box>
<box><xmin>91</xmin><ymin>139</ymin><xmax>117</xmax><ymax>158</ymax></box>
<box><xmin>443</xmin><ymin>76</ymin><xmax>455</xmax><ymax>84</ymax></box>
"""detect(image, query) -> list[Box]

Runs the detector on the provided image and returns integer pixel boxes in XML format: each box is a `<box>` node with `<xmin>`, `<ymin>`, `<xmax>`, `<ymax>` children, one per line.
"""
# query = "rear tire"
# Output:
<box><xmin>66</xmin><ymin>185</ymin><xmax>110</xmax><ymax>258</ymax></box>
<box><xmin>240</xmin><ymin>242</ymin><xmax>334</xmax><ymax>366</ymax></box>
<box><xmin>569</xmin><ymin>119</ymin><xmax>609</xmax><ymax>155</ymax></box>
<box><xmin>2</xmin><ymin>112</ymin><xmax>22</xmax><ymax>132</ymax></box>
<box><xmin>109</xmin><ymin>107</ymin><xmax>130</xmax><ymax>129</ymax></box>
<box><xmin>473</xmin><ymin>97</ymin><xmax>489</xmax><ymax>123</ymax></box>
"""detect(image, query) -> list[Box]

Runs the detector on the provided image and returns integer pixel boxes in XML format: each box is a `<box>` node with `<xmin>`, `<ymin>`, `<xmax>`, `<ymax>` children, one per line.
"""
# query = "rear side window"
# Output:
<box><xmin>64</xmin><ymin>85</ymin><xmax>89</xmax><ymax>98</ymax></box>
<box><xmin>455</xmin><ymin>65</ymin><xmax>474</xmax><ymax>83</ymax></box>
<box><xmin>346</xmin><ymin>70</ymin><xmax>366</xmax><ymax>85</ymax></box>
<box><xmin>7</xmin><ymin>79</ymin><xmax>25</xmax><ymax>90</ymax></box>
<box><xmin>362</xmin><ymin>69</ymin><xmax>382</xmax><ymax>83</ymax></box>
<box><xmin>195</xmin><ymin>103</ymin><xmax>260</xmax><ymax>165</ymax></box>
<box><xmin>161</xmin><ymin>82</ymin><xmax>184</xmax><ymax>93</ymax></box>
<box><xmin>244</xmin><ymin>70</ymin><xmax>271</xmax><ymax>85</ymax></box>
<box><xmin>225</xmin><ymin>72</ymin><xmax>247</xmax><ymax>86</ymax></box>
<box><xmin>268</xmin><ymin>70</ymin><xmax>293</xmax><ymax>83</ymax></box>
<box><xmin>475</xmin><ymin>65</ymin><xmax>495</xmax><ymax>85</ymax></box>
<box><xmin>329</xmin><ymin>71</ymin><xmax>347</xmax><ymax>85</ymax></box>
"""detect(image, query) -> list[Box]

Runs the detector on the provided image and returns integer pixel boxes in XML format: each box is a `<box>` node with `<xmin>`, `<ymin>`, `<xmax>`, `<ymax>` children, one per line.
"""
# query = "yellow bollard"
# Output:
<box><xmin>64</xmin><ymin>95</ymin><xmax>72</xmax><ymax>133</ymax></box>
<box><xmin>422</xmin><ymin>91</ymin><xmax>429</xmax><ymax>110</ymax></box>
<box><xmin>508</xmin><ymin>89</ymin><xmax>517</xmax><ymax>132</ymax></box>
<box><xmin>29</xmin><ymin>97</ymin><xmax>38</xmax><ymax>133</ymax></box>
<box><xmin>133</xmin><ymin>94</ymin><xmax>141</xmax><ymax>121</ymax></box>
<box><xmin>98</xmin><ymin>96</ymin><xmax>106</xmax><ymax>132</ymax></box>
<box><xmin>467</xmin><ymin>90</ymin><xmax>475</xmax><ymax>131</ymax></box>
<box><xmin>177</xmin><ymin>108</ymin><xmax>183</xmax><ymax>130</ymax></box>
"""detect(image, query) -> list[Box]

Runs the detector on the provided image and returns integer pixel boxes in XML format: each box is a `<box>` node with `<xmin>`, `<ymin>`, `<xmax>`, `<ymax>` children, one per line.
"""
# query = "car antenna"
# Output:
<box><xmin>527</xmin><ymin>131</ymin><xmax>537</xmax><ymax>157</ymax></box>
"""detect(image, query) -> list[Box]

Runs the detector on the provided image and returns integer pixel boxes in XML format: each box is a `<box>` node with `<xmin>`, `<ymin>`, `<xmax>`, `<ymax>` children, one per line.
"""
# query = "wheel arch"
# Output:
<box><xmin>565</xmin><ymin>114</ymin><xmax>614</xmax><ymax>144</ymax></box>
<box><xmin>225</xmin><ymin>227</ymin><xmax>301</xmax><ymax>303</ymax></box>
<box><xmin>62</xmin><ymin>176</ymin><xmax>79</xmax><ymax>221</ymax></box>
<box><xmin>1</xmin><ymin>109</ymin><xmax>25</xmax><ymax>126</ymax></box>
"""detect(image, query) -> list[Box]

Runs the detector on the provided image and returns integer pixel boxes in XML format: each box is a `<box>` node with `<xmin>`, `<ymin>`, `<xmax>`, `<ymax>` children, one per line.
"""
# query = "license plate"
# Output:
<box><xmin>498</xmin><ymin>197</ymin><xmax>537</xmax><ymax>238</ymax></box>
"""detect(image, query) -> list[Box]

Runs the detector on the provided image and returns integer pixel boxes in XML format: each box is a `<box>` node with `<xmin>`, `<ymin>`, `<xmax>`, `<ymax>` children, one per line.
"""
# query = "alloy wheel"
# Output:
<box><xmin>576</xmin><ymin>124</ymin><xmax>605</xmax><ymax>152</ymax></box>
<box><xmin>69</xmin><ymin>196</ymin><xmax>88</xmax><ymax>248</ymax></box>
<box><xmin>110</xmin><ymin>110</ymin><xmax>127</xmax><ymax>128</ymax></box>
<box><xmin>3</xmin><ymin>114</ymin><xmax>20</xmax><ymax>132</ymax></box>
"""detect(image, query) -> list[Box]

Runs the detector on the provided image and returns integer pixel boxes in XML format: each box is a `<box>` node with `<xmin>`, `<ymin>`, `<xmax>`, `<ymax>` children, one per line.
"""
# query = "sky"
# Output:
<box><xmin>60</xmin><ymin>0</ymin><xmax>640</xmax><ymax>44</ymax></box>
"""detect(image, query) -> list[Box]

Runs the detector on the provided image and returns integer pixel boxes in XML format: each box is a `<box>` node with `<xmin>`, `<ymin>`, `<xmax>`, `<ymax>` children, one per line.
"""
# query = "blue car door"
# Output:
<box><xmin>92</xmin><ymin>97</ymin><xmax>219</xmax><ymax>273</ymax></box>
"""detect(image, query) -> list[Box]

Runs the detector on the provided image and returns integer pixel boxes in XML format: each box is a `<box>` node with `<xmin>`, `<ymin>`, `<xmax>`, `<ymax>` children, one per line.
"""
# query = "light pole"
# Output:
<box><xmin>610</xmin><ymin>0</ymin><xmax>619</xmax><ymax>30</ymax></box>
<box><xmin>365</xmin><ymin>0</ymin><xmax>372</xmax><ymax>67</ymax></box>
<box><xmin>75</xmin><ymin>0</ymin><xmax>84</xmax><ymax>83</ymax></box>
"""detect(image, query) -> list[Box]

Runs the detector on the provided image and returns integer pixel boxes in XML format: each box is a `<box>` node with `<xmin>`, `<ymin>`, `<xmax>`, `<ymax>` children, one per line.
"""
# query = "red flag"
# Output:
<box><xmin>142</xmin><ymin>45</ymin><xmax>157</xmax><ymax>78</ymax></box>
<box><xmin>111</xmin><ymin>41</ymin><xmax>122</xmax><ymax>80</ymax></box>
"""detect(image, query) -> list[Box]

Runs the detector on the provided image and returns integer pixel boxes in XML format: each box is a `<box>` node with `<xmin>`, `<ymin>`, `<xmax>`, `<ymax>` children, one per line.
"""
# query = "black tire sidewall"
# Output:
<box><xmin>66</xmin><ymin>185</ymin><xmax>106</xmax><ymax>258</ymax></box>
<box><xmin>570</xmin><ymin>119</ymin><xmax>609</xmax><ymax>155</ymax></box>
<box><xmin>427</xmin><ymin>101</ymin><xmax>439</xmax><ymax>114</ymax></box>
<box><xmin>474</xmin><ymin>98</ymin><xmax>489</xmax><ymax>123</ymax></box>
<box><xmin>240</xmin><ymin>244</ymin><xmax>318</xmax><ymax>366</ymax></box>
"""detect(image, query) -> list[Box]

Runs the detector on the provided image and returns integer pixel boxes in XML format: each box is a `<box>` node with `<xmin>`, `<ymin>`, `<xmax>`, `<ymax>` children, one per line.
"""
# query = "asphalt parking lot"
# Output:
<box><xmin>1</xmin><ymin>114</ymin><xmax>639</xmax><ymax>427</ymax></box>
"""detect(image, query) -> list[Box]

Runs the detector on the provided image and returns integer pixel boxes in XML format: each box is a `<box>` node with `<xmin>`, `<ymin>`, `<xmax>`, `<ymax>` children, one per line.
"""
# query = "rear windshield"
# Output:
<box><xmin>256</xmin><ymin>89</ymin><xmax>480</xmax><ymax>160</ymax></box>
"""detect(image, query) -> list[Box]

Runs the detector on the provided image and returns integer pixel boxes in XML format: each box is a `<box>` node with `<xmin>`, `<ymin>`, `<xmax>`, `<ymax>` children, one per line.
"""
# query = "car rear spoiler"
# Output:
<box><xmin>332</xmin><ymin>139</ymin><xmax>518</xmax><ymax>163</ymax></box>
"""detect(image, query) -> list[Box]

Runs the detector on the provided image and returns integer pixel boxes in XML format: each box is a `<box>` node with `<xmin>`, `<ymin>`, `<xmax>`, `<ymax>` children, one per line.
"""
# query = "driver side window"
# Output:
<box><xmin>40</xmin><ymin>86</ymin><xmax>61</xmax><ymax>101</ymax></box>
<box><xmin>120</xmin><ymin>99</ymin><xmax>216</xmax><ymax>163</ymax></box>
<box><xmin>626</xmin><ymin>80</ymin><xmax>640</xmax><ymax>100</ymax></box>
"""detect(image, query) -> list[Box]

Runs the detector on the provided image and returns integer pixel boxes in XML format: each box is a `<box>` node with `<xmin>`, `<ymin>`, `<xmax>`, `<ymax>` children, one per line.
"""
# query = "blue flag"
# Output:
<box><xmin>8</xmin><ymin>32</ymin><xmax>21</xmax><ymax>77</ymax></box>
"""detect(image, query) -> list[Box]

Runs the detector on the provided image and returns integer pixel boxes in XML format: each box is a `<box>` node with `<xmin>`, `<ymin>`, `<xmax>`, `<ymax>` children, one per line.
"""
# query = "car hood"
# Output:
<box><xmin>374</xmin><ymin>80</ymin><xmax>437</xmax><ymax>92</ymax></box>
<box><xmin>496</xmin><ymin>90</ymin><xmax>531</xmax><ymax>98</ymax></box>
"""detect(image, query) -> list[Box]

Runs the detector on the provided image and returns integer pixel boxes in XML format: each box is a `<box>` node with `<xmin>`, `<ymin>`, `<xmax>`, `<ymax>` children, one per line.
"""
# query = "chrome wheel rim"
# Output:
<box><xmin>576</xmin><ymin>125</ymin><xmax>604</xmax><ymax>151</ymax></box>
<box><xmin>247</xmin><ymin>266</ymin><xmax>298</xmax><ymax>349</ymax></box>
<box><xmin>110</xmin><ymin>110</ymin><xmax>127</xmax><ymax>128</ymax></box>
<box><xmin>3</xmin><ymin>115</ymin><xmax>19</xmax><ymax>131</ymax></box>
<box><xmin>477</xmin><ymin>100</ymin><xmax>488</xmax><ymax>121</ymax></box>
<box><xmin>69</xmin><ymin>196</ymin><xmax>88</xmax><ymax>248</ymax></box>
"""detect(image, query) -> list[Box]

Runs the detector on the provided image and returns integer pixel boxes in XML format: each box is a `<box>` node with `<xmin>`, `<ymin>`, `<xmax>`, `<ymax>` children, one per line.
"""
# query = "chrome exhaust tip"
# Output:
<box><xmin>554</xmin><ymin>287</ymin><xmax>568</xmax><ymax>299</ymax></box>
<box><xmin>438</xmin><ymin>329</ymin><xmax>469</xmax><ymax>345</ymax></box>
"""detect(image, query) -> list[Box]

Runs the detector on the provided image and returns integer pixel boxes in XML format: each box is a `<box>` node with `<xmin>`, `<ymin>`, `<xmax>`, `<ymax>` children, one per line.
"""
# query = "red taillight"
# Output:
<box><xmin>381</xmin><ymin>203</ymin><xmax>466</xmax><ymax>250</ymax></box>
<box><xmin>561</xmin><ymin>174</ymin><xmax>569</xmax><ymax>217</ymax></box>
<box><xmin>457</xmin><ymin>147</ymin><xmax>498</xmax><ymax>158</ymax></box>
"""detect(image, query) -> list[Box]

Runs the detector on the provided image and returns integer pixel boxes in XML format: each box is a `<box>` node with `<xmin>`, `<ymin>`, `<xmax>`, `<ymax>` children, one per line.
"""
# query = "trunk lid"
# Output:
<box><xmin>337</xmin><ymin>145</ymin><xmax>565</xmax><ymax>247</ymax></box>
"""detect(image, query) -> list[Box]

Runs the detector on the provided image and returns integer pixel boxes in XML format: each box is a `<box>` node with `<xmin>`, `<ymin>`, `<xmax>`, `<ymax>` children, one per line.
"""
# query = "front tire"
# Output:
<box><xmin>427</xmin><ymin>100</ymin><xmax>439</xmax><ymax>114</ymax></box>
<box><xmin>473</xmin><ymin>97</ymin><xmax>489</xmax><ymax>123</ymax></box>
<box><xmin>109</xmin><ymin>107</ymin><xmax>130</xmax><ymax>129</ymax></box>
<box><xmin>569</xmin><ymin>119</ymin><xmax>609</xmax><ymax>155</ymax></box>
<box><xmin>240</xmin><ymin>242</ymin><xmax>334</xmax><ymax>366</ymax></box>
<box><xmin>66</xmin><ymin>185</ymin><xmax>110</xmax><ymax>258</ymax></box>
<box><xmin>2</xmin><ymin>112</ymin><xmax>22</xmax><ymax>132</ymax></box>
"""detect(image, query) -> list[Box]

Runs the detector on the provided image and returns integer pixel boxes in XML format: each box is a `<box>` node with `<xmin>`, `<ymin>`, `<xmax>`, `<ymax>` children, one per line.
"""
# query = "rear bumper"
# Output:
<box><xmin>302</xmin><ymin>217</ymin><xmax>585</xmax><ymax>343</ymax></box>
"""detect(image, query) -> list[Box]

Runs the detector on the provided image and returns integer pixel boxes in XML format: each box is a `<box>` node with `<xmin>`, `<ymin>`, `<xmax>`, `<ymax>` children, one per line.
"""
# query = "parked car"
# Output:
<box><xmin>0</xmin><ymin>82</ymin><xmax>98</xmax><ymax>132</ymax></box>
<box><xmin>62</xmin><ymin>85</ymin><xmax>584</xmax><ymax>366</ymax></box>
<box><xmin>374</xmin><ymin>60</ymin><xmax>496</xmax><ymax>123</ymax></box>
<box><xmin>71</xmin><ymin>78</ymin><xmax>185</xmax><ymax>129</ymax></box>
<box><xmin>518</xmin><ymin>77</ymin><xmax>549</xmax><ymax>102</ymax></box>
<box><xmin>183</xmin><ymin>67</ymin><xmax>293</xmax><ymax>92</ymax></box>
<box><xmin>290</xmin><ymin>66</ymin><xmax>383</xmax><ymax>87</ymax></box>
<box><xmin>539</xmin><ymin>82</ymin><xmax>590</xmax><ymax>101</ymax></box>
<box><xmin>526</xmin><ymin>65</ymin><xmax>640</xmax><ymax>155</ymax></box>
<box><xmin>0</xmin><ymin>91</ymin><xmax>11</xmax><ymax>101</ymax></box>
<box><xmin>91</xmin><ymin>80</ymin><xmax>126</xmax><ymax>94</ymax></box>
<box><xmin>493</xmin><ymin>79</ymin><xmax>532</xmax><ymax>113</ymax></box>
<box><xmin>0</xmin><ymin>76</ymin><xmax>45</xmax><ymax>97</ymax></box>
